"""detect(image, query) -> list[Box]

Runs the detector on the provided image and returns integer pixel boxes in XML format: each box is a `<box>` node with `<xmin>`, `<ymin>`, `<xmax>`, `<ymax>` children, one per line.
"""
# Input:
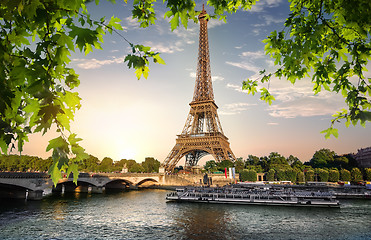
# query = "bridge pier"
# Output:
<box><xmin>64</xmin><ymin>184</ymin><xmax>77</xmax><ymax>193</ymax></box>
<box><xmin>52</xmin><ymin>184</ymin><xmax>63</xmax><ymax>193</ymax></box>
<box><xmin>90</xmin><ymin>186</ymin><xmax>103</xmax><ymax>194</ymax></box>
<box><xmin>27</xmin><ymin>190</ymin><xmax>43</xmax><ymax>200</ymax></box>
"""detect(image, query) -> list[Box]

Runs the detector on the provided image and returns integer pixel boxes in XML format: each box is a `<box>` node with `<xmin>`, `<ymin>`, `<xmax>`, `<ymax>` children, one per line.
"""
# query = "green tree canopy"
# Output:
<box><xmin>240</xmin><ymin>169</ymin><xmax>257</xmax><ymax>182</ymax></box>
<box><xmin>204</xmin><ymin>160</ymin><xmax>218</xmax><ymax>172</ymax></box>
<box><xmin>309</xmin><ymin>148</ymin><xmax>336</xmax><ymax>168</ymax></box>
<box><xmin>266</xmin><ymin>169</ymin><xmax>275</xmax><ymax>181</ymax></box>
<box><xmin>340</xmin><ymin>169</ymin><xmax>351</xmax><ymax>181</ymax></box>
<box><xmin>141</xmin><ymin>157</ymin><xmax>160</xmax><ymax>173</ymax></box>
<box><xmin>351</xmin><ymin>167</ymin><xmax>363</xmax><ymax>182</ymax></box>
<box><xmin>243</xmin><ymin>0</ymin><xmax>371</xmax><ymax>138</ymax></box>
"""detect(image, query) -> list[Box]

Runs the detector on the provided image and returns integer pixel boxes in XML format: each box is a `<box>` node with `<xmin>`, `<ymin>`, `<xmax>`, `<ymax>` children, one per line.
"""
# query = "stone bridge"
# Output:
<box><xmin>0</xmin><ymin>172</ymin><xmax>232</xmax><ymax>200</ymax></box>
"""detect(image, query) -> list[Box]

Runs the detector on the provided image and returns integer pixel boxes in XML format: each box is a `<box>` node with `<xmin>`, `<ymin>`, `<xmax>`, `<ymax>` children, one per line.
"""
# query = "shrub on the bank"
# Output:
<box><xmin>286</xmin><ymin>169</ymin><xmax>297</xmax><ymax>183</ymax></box>
<box><xmin>365</xmin><ymin>168</ymin><xmax>371</xmax><ymax>181</ymax></box>
<box><xmin>266</xmin><ymin>169</ymin><xmax>275</xmax><ymax>181</ymax></box>
<box><xmin>240</xmin><ymin>169</ymin><xmax>257</xmax><ymax>182</ymax></box>
<box><xmin>340</xmin><ymin>169</ymin><xmax>351</xmax><ymax>181</ymax></box>
<box><xmin>305</xmin><ymin>170</ymin><xmax>315</xmax><ymax>181</ymax></box>
<box><xmin>329</xmin><ymin>169</ymin><xmax>340</xmax><ymax>182</ymax></box>
<box><xmin>297</xmin><ymin>172</ymin><xmax>305</xmax><ymax>182</ymax></box>
<box><xmin>318</xmin><ymin>169</ymin><xmax>329</xmax><ymax>182</ymax></box>
<box><xmin>351</xmin><ymin>168</ymin><xmax>363</xmax><ymax>182</ymax></box>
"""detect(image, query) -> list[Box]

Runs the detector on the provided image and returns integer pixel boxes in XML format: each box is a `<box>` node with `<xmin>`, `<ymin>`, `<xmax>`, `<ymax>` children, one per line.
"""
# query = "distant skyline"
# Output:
<box><xmin>20</xmin><ymin>0</ymin><xmax>370</xmax><ymax>165</ymax></box>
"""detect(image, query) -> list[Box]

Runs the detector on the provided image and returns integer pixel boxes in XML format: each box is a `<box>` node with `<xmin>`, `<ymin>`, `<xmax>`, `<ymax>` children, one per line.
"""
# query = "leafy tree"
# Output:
<box><xmin>204</xmin><ymin>160</ymin><xmax>218</xmax><ymax>173</ymax></box>
<box><xmin>245</xmin><ymin>165</ymin><xmax>264</xmax><ymax>173</ymax></box>
<box><xmin>129</xmin><ymin>162</ymin><xmax>144</xmax><ymax>173</ymax></box>
<box><xmin>267</xmin><ymin>152</ymin><xmax>289</xmax><ymax>170</ymax></box>
<box><xmin>246</xmin><ymin>155</ymin><xmax>260</xmax><ymax>166</ymax></box>
<box><xmin>334</xmin><ymin>156</ymin><xmax>349</xmax><ymax>169</ymax></box>
<box><xmin>285</xmin><ymin>169</ymin><xmax>298</xmax><ymax>183</ymax></box>
<box><xmin>266</xmin><ymin>169</ymin><xmax>275</xmax><ymax>181</ymax></box>
<box><xmin>305</xmin><ymin>169</ymin><xmax>315</xmax><ymax>182</ymax></box>
<box><xmin>317</xmin><ymin>169</ymin><xmax>329</xmax><ymax>182</ymax></box>
<box><xmin>365</xmin><ymin>168</ymin><xmax>371</xmax><ymax>181</ymax></box>
<box><xmin>35</xmin><ymin>157</ymin><xmax>53</xmax><ymax>172</ymax></box>
<box><xmin>173</xmin><ymin>165</ymin><xmax>183</xmax><ymax>173</ymax></box>
<box><xmin>297</xmin><ymin>171</ymin><xmax>305</xmax><ymax>183</ymax></box>
<box><xmin>243</xmin><ymin>0</ymin><xmax>371</xmax><ymax>138</ymax></box>
<box><xmin>217</xmin><ymin>160</ymin><xmax>234</xmax><ymax>172</ymax></box>
<box><xmin>234</xmin><ymin>158</ymin><xmax>244</xmax><ymax>173</ymax></box>
<box><xmin>79</xmin><ymin>154</ymin><xmax>99</xmax><ymax>172</ymax></box>
<box><xmin>340</xmin><ymin>169</ymin><xmax>351</xmax><ymax>181</ymax></box>
<box><xmin>329</xmin><ymin>169</ymin><xmax>340</xmax><ymax>182</ymax></box>
<box><xmin>276</xmin><ymin>169</ymin><xmax>287</xmax><ymax>181</ymax></box>
<box><xmin>125</xmin><ymin>159</ymin><xmax>137</xmax><ymax>171</ymax></box>
<box><xmin>0</xmin><ymin>0</ymin><xmax>165</xmax><ymax>184</ymax></box>
<box><xmin>291</xmin><ymin>159</ymin><xmax>304</xmax><ymax>170</ymax></box>
<box><xmin>351</xmin><ymin>167</ymin><xmax>363</xmax><ymax>182</ymax></box>
<box><xmin>142</xmin><ymin>157</ymin><xmax>160</xmax><ymax>173</ymax></box>
<box><xmin>287</xmin><ymin>155</ymin><xmax>299</xmax><ymax>165</ymax></box>
<box><xmin>98</xmin><ymin>157</ymin><xmax>114</xmax><ymax>173</ymax></box>
<box><xmin>310</xmin><ymin>149</ymin><xmax>336</xmax><ymax>168</ymax></box>
<box><xmin>240</xmin><ymin>169</ymin><xmax>257</xmax><ymax>182</ymax></box>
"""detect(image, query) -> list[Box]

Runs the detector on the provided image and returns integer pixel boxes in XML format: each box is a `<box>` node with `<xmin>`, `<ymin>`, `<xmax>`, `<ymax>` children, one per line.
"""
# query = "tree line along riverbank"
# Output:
<box><xmin>0</xmin><ymin>148</ymin><xmax>370</xmax><ymax>184</ymax></box>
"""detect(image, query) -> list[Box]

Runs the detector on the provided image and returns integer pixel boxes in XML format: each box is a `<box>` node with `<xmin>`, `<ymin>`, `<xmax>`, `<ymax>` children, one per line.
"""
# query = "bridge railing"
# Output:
<box><xmin>0</xmin><ymin>172</ymin><xmax>50</xmax><ymax>178</ymax></box>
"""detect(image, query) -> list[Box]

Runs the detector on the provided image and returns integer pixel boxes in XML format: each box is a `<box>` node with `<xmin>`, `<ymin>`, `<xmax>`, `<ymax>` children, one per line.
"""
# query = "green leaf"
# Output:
<box><xmin>46</xmin><ymin>136</ymin><xmax>69</xmax><ymax>152</ymax></box>
<box><xmin>108</xmin><ymin>16</ymin><xmax>123</xmax><ymax>31</ymax></box>
<box><xmin>48</xmin><ymin>162</ymin><xmax>62</xmax><ymax>186</ymax></box>
<box><xmin>169</xmin><ymin>12</ymin><xmax>179</xmax><ymax>31</ymax></box>
<box><xmin>66</xmin><ymin>163</ymin><xmax>79</xmax><ymax>185</ymax></box>
<box><xmin>320</xmin><ymin>127</ymin><xmax>339</xmax><ymax>139</ymax></box>
<box><xmin>153</xmin><ymin>54</ymin><xmax>165</xmax><ymax>65</ymax></box>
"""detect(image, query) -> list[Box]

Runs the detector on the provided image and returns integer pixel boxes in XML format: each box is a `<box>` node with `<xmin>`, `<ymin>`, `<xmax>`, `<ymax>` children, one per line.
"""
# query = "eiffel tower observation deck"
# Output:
<box><xmin>161</xmin><ymin>6</ymin><xmax>236</xmax><ymax>172</ymax></box>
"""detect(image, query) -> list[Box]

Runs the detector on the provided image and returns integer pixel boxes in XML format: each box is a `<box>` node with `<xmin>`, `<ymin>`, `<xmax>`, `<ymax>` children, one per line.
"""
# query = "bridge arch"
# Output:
<box><xmin>104</xmin><ymin>179</ymin><xmax>134</xmax><ymax>190</ymax></box>
<box><xmin>136</xmin><ymin>178</ymin><xmax>159</xmax><ymax>187</ymax></box>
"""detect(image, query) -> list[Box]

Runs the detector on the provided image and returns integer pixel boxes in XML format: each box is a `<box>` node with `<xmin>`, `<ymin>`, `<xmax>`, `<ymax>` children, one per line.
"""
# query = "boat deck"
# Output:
<box><xmin>166</xmin><ymin>186</ymin><xmax>340</xmax><ymax>208</ymax></box>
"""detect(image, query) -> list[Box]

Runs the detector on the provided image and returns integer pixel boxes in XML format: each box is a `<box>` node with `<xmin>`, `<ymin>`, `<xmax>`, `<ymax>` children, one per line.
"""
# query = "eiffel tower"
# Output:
<box><xmin>161</xmin><ymin>6</ymin><xmax>236</xmax><ymax>172</ymax></box>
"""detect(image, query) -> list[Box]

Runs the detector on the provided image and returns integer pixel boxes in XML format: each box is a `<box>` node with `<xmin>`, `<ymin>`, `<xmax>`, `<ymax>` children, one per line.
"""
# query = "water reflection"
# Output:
<box><xmin>169</xmin><ymin>203</ymin><xmax>234</xmax><ymax>239</ymax></box>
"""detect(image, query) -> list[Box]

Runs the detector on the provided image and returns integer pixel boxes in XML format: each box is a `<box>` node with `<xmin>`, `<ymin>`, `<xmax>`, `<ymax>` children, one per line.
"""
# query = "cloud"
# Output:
<box><xmin>250</xmin><ymin>0</ymin><xmax>284</xmax><ymax>13</ymax></box>
<box><xmin>225</xmin><ymin>61</ymin><xmax>261</xmax><ymax>74</ymax></box>
<box><xmin>73</xmin><ymin>57</ymin><xmax>124</xmax><ymax>69</ymax></box>
<box><xmin>267</xmin><ymin>97</ymin><xmax>344</xmax><ymax>118</ymax></box>
<box><xmin>240</xmin><ymin>51</ymin><xmax>266</xmax><ymax>59</ymax></box>
<box><xmin>144</xmin><ymin>41</ymin><xmax>184</xmax><ymax>53</ymax></box>
<box><xmin>265</xmin><ymin>80</ymin><xmax>346</xmax><ymax>118</ymax></box>
<box><xmin>212</xmin><ymin>75</ymin><xmax>224</xmax><ymax>82</ymax></box>
<box><xmin>226</xmin><ymin>83</ymin><xmax>246</xmax><ymax>93</ymax></box>
<box><xmin>267</xmin><ymin>122</ymin><xmax>279</xmax><ymax>125</ymax></box>
<box><xmin>219</xmin><ymin>102</ymin><xmax>256</xmax><ymax>115</ymax></box>
<box><xmin>123</xmin><ymin>16</ymin><xmax>140</xmax><ymax>29</ymax></box>
<box><xmin>208</xmin><ymin>19</ymin><xmax>226</xmax><ymax>29</ymax></box>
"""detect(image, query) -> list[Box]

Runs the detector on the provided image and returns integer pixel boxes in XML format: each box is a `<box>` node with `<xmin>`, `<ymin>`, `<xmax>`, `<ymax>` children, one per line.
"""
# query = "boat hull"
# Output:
<box><xmin>166</xmin><ymin>186</ymin><xmax>341</xmax><ymax>208</ymax></box>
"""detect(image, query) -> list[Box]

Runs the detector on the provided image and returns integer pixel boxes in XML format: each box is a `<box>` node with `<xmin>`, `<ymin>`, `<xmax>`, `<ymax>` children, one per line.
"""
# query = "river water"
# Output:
<box><xmin>0</xmin><ymin>189</ymin><xmax>370</xmax><ymax>240</ymax></box>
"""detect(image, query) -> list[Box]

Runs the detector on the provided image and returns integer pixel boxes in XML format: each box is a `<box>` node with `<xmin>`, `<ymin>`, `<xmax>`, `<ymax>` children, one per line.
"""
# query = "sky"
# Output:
<box><xmin>21</xmin><ymin>0</ymin><xmax>370</xmax><ymax>165</ymax></box>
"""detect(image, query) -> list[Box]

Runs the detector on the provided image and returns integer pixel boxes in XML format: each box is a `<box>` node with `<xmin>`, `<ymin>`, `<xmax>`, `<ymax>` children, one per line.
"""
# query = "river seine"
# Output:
<box><xmin>0</xmin><ymin>189</ymin><xmax>370</xmax><ymax>239</ymax></box>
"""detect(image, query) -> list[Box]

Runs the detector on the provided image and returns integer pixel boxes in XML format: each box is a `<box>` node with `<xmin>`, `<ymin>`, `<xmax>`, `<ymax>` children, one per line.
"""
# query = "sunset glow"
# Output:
<box><xmin>19</xmin><ymin>0</ymin><xmax>371</xmax><ymax>164</ymax></box>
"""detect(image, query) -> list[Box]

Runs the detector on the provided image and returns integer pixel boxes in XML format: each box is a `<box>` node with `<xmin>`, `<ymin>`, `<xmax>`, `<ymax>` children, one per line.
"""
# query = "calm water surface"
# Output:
<box><xmin>0</xmin><ymin>189</ymin><xmax>370</xmax><ymax>240</ymax></box>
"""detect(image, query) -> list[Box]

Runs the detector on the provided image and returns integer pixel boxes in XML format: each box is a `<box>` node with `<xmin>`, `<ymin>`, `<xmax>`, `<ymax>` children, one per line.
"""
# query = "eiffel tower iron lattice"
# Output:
<box><xmin>161</xmin><ymin>6</ymin><xmax>236</xmax><ymax>172</ymax></box>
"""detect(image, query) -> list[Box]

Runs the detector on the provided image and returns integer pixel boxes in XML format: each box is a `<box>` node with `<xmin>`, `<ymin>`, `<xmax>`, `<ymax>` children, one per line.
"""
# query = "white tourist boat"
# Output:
<box><xmin>166</xmin><ymin>186</ymin><xmax>341</xmax><ymax>208</ymax></box>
